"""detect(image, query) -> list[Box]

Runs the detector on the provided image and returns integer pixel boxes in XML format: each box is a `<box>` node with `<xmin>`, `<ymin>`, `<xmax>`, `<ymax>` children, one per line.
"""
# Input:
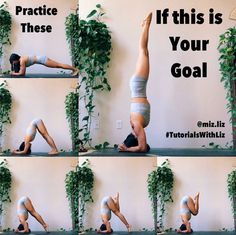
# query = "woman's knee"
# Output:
<box><xmin>191</xmin><ymin>211</ymin><xmax>198</xmax><ymax>216</ymax></box>
<box><xmin>29</xmin><ymin>210</ymin><xmax>39</xmax><ymax>218</ymax></box>
<box><xmin>112</xmin><ymin>209</ymin><xmax>120</xmax><ymax>217</ymax></box>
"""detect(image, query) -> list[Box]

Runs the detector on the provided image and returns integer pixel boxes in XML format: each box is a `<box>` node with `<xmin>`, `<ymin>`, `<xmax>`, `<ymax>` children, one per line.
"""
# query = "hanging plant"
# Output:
<box><xmin>65</xmin><ymin>159</ymin><xmax>94</xmax><ymax>232</ymax></box>
<box><xmin>0</xmin><ymin>2</ymin><xmax>11</xmax><ymax>60</ymax></box>
<box><xmin>65</xmin><ymin>4</ymin><xmax>112</xmax><ymax>147</ymax></box>
<box><xmin>147</xmin><ymin>159</ymin><xmax>174</xmax><ymax>233</ymax></box>
<box><xmin>65</xmin><ymin>165</ymin><xmax>79</xmax><ymax>231</ymax></box>
<box><xmin>0</xmin><ymin>159</ymin><xmax>12</xmax><ymax>231</ymax></box>
<box><xmin>65</xmin><ymin>87</ymin><xmax>79</xmax><ymax>152</ymax></box>
<box><xmin>77</xmin><ymin>159</ymin><xmax>94</xmax><ymax>232</ymax></box>
<box><xmin>0</xmin><ymin>81</ymin><xmax>12</xmax><ymax>152</ymax></box>
<box><xmin>65</xmin><ymin>9</ymin><xmax>79</xmax><ymax>67</ymax></box>
<box><xmin>218</xmin><ymin>27</ymin><xmax>236</xmax><ymax>149</ymax></box>
<box><xmin>227</xmin><ymin>169</ymin><xmax>236</xmax><ymax>231</ymax></box>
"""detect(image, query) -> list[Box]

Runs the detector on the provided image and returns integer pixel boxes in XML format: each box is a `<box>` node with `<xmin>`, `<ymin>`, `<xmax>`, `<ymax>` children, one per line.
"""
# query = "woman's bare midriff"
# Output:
<box><xmin>131</xmin><ymin>97</ymin><xmax>149</xmax><ymax>104</ymax></box>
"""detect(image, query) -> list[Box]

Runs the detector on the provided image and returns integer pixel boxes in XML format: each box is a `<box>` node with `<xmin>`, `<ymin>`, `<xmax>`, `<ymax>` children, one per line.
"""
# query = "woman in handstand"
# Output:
<box><xmin>9</xmin><ymin>53</ymin><xmax>79</xmax><ymax>76</ymax></box>
<box><xmin>12</xmin><ymin>118</ymin><xmax>59</xmax><ymax>155</ymax></box>
<box><xmin>118</xmin><ymin>13</ymin><xmax>152</xmax><ymax>153</ymax></box>
<box><xmin>177</xmin><ymin>193</ymin><xmax>200</xmax><ymax>234</ymax></box>
<box><xmin>98</xmin><ymin>193</ymin><xmax>131</xmax><ymax>233</ymax></box>
<box><xmin>15</xmin><ymin>196</ymin><xmax>48</xmax><ymax>233</ymax></box>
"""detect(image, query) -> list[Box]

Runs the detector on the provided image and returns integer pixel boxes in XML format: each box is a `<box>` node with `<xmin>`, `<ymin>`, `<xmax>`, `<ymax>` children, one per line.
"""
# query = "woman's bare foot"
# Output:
<box><xmin>127</xmin><ymin>224</ymin><xmax>132</xmax><ymax>233</ymax></box>
<box><xmin>177</xmin><ymin>228</ymin><xmax>181</xmax><ymax>233</ymax></box>
<box><xmin>48</xmin><ymin>150</ymin><xmax>59</xmax><ymax>155</ymax></box>
<box><xmin>194</xmin><ymin>192</ymin><xmax>200</xmax><ymax>200</ymax></box>
<box><xmin>114</xmin><ymin>192</ymin><xmax>119</xmax><ymax>200</ymax></box>
<box><xmin>43</xmin><ymin>224</ymin><xmax>49</xmax><ymax>233</ymax></box>
<box><xmin>142</xmin><ymin>12</ymin><xmax>152</xmax><ymax>27</ymax></box>
<box><xmin>71</xmin><ymin>68</ymin><xmax>80</xmax><ymax>76</ymax></box>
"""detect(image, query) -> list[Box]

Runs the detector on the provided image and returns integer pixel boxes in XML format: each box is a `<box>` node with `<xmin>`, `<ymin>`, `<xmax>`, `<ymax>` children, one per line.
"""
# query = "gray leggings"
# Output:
<box><xmin>17</xmin><ymin>196</ymin><xmax>29</xmax><ymax>216</ymax></box>
<box><xmin>25</xmin><ymin>118</ymin><xmax>42</xmax><ymax>140</ymax></box>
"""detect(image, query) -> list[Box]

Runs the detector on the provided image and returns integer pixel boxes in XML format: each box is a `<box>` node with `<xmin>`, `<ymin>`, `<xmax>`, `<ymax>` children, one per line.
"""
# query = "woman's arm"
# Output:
<box><xmin>103</xmin><ymin>221</ymin><xmax>112</xmax><ymax>234</ymax></box>
<box><xmin>11</xmin><ymin>60</ymin><xmax>26</xmax><ymax>76</ymax></box>
<box><xmin>12</xmin><ymin>142</ymin><xmax>31</xmax><ymax>155</ymax></box>
<box><xmin>177</xmin><ymin>221</ymin><xmax>192</xmax><ymax>233</ymax></box>
<box><xmin>16</xmin><ymin>222</ymin><xmax>29</xmax><ymax>233</ymax></box>
<box><xmin>97</xmin><ymin>230</ymin><xmax>111</xmax><ymax>234</ymax></box>
<box><xmin>97</xmin><ymin>221</ymin><xmax>112</xmax><ymax>234</ymax></box>
<box><xmin>119</xmin><ymin>124</ymin><xmax>147</xmax><ymax>152</ymax></box>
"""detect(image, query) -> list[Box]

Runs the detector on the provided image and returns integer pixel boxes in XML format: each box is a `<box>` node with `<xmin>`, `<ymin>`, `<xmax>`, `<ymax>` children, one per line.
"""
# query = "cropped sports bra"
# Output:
<box><xmin>129</xmin><ymin>75</ymin><xmax>147</xmax><ymax>98</ymax></box>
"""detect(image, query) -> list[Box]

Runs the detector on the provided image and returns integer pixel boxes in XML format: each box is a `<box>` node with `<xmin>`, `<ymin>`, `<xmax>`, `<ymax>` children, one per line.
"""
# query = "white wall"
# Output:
<box><xmin>0</xmin><ymin>157</ymin><xmax>78</xmax><ymax>231</ymax></box>
<box><xmin>1</xmin><ymin>0</ymin><xmax>77</xmax><ymax>73</ymax></box>
<box><xmin>0</xmin><ymin>78</ymin><xmax>78</xmax><ymax>152</ymax></box>
<box><xmin>79</xmin><ymin>0</ymin><xmax>235</xmax><ymax>148</ymax></box>
<box><xmin>158</xmin><ymin>157</ymin><xmax>236</xmax><ymax>231</ymax></box>
<box><xmin>1</xmin><ymin>154</ymin><xmax>230</xmax><ymax>231</ymax></box>
<box><xmin>80</xmin><ymin>156</ymin><xmax>236</xmax><ymax>231</ymax></box>
<box><xmin>79</xmin><ymin>157</ymin><xmax>156</xmax><ymax>231</ymax></box>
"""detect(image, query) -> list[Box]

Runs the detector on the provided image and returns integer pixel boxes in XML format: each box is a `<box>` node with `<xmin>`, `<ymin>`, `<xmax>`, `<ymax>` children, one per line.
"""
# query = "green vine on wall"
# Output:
<box><xmin>65</xmin><ymin>4</ymin><xmax>112</xmax><ymax>147</ymax></box>
<box><xmin>0</xmin><ymin>159</ymin><xmax>12</xmax><ymax>230</ymax></box>
<box><xmin>65</xmin><ymin>9</ymin><xmax>79</xmax><ymax>67</ymax></box>
<box><xmin>65</xmin><ymin>159</ymin><xmax>94</xmax><ymax>232</ymax></box>
<box><xmin>147</xmin><ymin>159</ymin><xmax>174</xmax><ymax>232</ymax></box>
<box><xmin>77</xmin><ymin>159</ymin><xmax>94</xmax><ymax>232</ymax></box>
<box><xmin>0</xmin><ymin>81</ymin><xmax>12</xmax><ymax>151</ymax></box>
<box><xmin>227</xmin><ymin>169</ymin><xmax>236</xmax><ymax>231</ymax></box>
<box><xmin>65</xmin><ymin>88</ymin><xmax>79</xmax><ymax>152</ymax></box>
<box><xmin>65</xmin><ymin>165</ymin><xmax>79</xmax><ymax>231</ymax></box>
<box><xmin>0</xmin><ymin>2</ymin><xmax>11</xmax><ymax>59</ymax></box>
<box><xmin>218</xmin><ymin>27</ymin><xmax>236</xmax><ymax>149</ymax></box>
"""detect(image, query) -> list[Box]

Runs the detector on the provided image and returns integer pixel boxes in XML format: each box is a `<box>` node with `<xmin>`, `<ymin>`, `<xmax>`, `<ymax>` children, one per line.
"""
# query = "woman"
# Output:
<box><xmin>12</xmin><ymin>118</ymin><xmax>59</xmax><ymax>155</ymax></box>
<box><xmin>118</xmin><ymin>13</ymin><xmax>152</xmax><ymax>153</ymax></box>
<box><xmin>15</xmin><ymin>196</ymin><xmax>48</xmax><ymax>233</ymax></box>
<box><xmin>177</xmin><ymin>193</ymin><xmax>200</xmax><ymax>233</ymax></box>
<box><xmin>9</xmin><ymin>53</ymin><xmax>79</xmax><ymax>76</ymax></box>
<box><xmin>98</xmin><ymin>193</ymin><xmax>131</xmax><ymax>233</ymax></box>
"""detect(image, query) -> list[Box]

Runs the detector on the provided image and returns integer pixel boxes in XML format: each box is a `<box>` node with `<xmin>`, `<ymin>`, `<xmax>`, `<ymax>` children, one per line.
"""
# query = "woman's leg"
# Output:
<box><xmin>133</xmin><ymin>12</ymin><xmax>152</xmax><ymax>79</ymax></box>
<box><xmin>187</xmin><ymin>193</ymin><xmax>199</xmax><ymax>216</ymax></box>
<box><xmin>36</xmin><ymin>119</ymin><xmax>59</xmax><ymax>155</ymax></box>
<box><xmin>45</xmin><ymin>58</ymin><xmax>79</xmax><ymax>76</ymax></box>
<box><xmin>107</xmin><ymin>196</ymin><xmax>131</xmax><ymax>232</ymax></box>
<box><xmin>114</xmin><ymin>192</ymin><xmax>120</xmax><ymax>211</ymax></box>
<box><xmin>24</xmin><ymin>197</ymin><xmax>48</xmax><ymax>232</ymax></box>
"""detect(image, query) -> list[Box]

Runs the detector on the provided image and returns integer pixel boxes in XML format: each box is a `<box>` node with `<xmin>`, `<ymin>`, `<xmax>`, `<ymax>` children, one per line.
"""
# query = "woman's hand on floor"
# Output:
<box><xmin>118</xmin><ymin>143</ymin><xmax>127</xmax><ymax>151</ymax></box>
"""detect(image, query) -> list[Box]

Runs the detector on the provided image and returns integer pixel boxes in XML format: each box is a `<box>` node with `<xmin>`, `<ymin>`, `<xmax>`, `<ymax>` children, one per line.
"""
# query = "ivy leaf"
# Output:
<box><xmin>102</xmin><ymin>141</ymin><xmax>110</xmax><ymax>148</ymax></box>
<box><xmin>82</xmin><ymin>116</ymin><xmax>89</xmax><ymax>121</ymax></box>
<box><xmin>87</xmin><ymin>9</ymin><xmax>97</xmax><ymax>18</ymax></box>
<box><xmin>95</xmin><ymin>144</ymin><xmax>102</xmax><ymax>150</ymax></box>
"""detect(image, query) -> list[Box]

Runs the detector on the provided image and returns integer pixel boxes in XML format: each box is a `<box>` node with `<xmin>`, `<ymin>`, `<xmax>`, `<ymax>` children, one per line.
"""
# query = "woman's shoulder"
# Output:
<box><xmin>20</xmin><ymin>56</ymin><xmax>29</xmax><ymax>63</ymax></box>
